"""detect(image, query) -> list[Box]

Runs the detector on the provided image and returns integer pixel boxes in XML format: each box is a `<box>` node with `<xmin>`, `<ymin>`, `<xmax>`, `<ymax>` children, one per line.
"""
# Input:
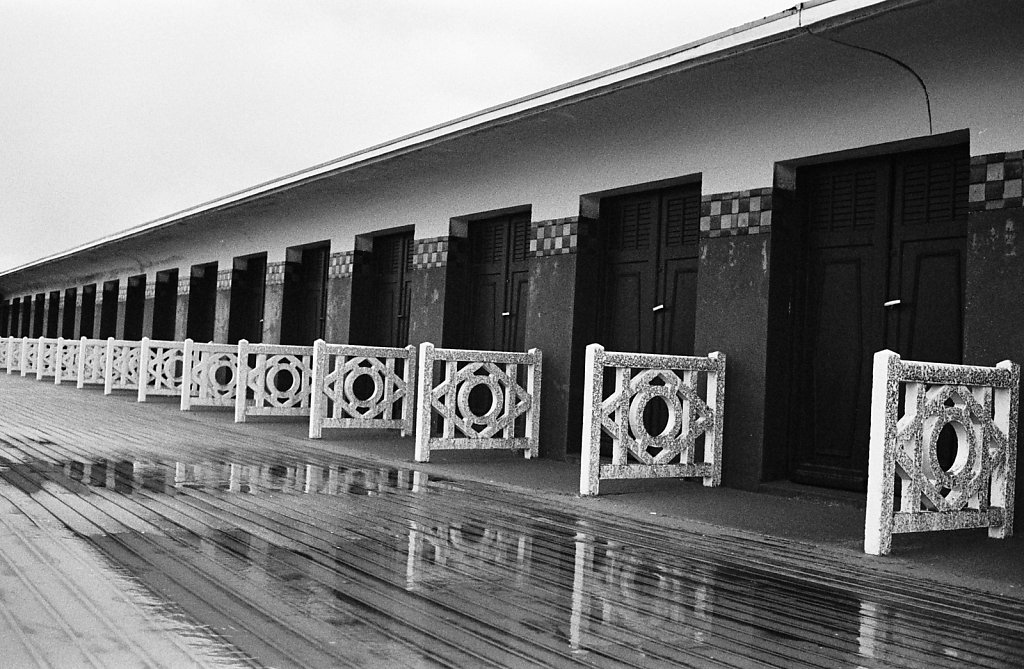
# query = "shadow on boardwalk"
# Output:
<box><xmin>0</xmin><ymin>374</ymin><xmax>1022</xmax><ymax>667</ymax></box>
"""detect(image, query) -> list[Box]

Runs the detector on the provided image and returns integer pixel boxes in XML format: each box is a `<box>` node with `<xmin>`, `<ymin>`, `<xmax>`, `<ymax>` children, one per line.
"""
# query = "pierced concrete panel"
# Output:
<box><xmin>309</xmin><ymin>340</ymin><xmax>416</xmax><ymax>438</ymax></box>
<box><xmin>234</xmin><ymin>340</ymin><xmax>314</xmax><ymax>422</ymax></box>
<box><xmin>137</xmin><ymin>338</ymin><xmax>186</xmax><ymax>402</ymax></box>
<box><xmin>414</xmin><ymin>343</ymin><xmax>541</xmax><ymax>462</ymax></box>
<box><xmin>35</xmin><ymin>337</ymin><xmax>60</xmax><ymax>380</ymax></box>
<box><xmin>53</xmin><ymin>337</ymin><xmax>82</xmax><ymax>385</ymax></box>
<box><xmin>0</xmin><ymin>337</ymin><xmax>10</xmax><ymax>371</ymax></box>
<box><xmin>580</xmin><ymin>344</ymin><xmax>726</xmax><ymax>496</ymax></box>
<box><xmin>104</xmin><ymin>339</ymin><xmax>142</xmax><ymax>395</ymax></box>
<box><xmin>180</xmin><ymin>340</ymin><xmax>239</xmax><ymax>411</ymax></box>
<box><xmin>20</xmin><ymin>337</ymin><xmax>36</xmax><ymax>378</ymax></box>
<box><xmin>865</xmin><ymin>350</ymin><xmax>1019</xmax><ymax>555</ymax></box>
<box><xmin>77</xmin><ymin>338</ymin><xmax>110</xmax><ymax>388</ymax></box>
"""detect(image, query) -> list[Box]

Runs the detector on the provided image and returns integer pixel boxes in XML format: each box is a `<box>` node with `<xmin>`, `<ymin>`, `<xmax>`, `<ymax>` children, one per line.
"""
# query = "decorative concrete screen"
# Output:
<box><xmin>309</xmin><ymin>340</ymin><xmax>416</xmax><ymax>438</ymax></box>
<box><xmin>20</xmin><ymin>337</ymin><xmax>37</xmax><ymax>378</ymax></box>
<box><xmin>414</xmin><ymin>343</ymin><xmax>542</xmax><ymax>462</ymax></box>
<box><xmin>0</xmin><ymin>336</ymin><xmax>12</xmax><ymax>373</ymax></box>
<box><xmin>137</xmin><ymin>338</ymin><xmax>186</xmax><ymax>402</ymax></box>
<box><xmin>53</xmin><ymin>337</ymin><xmax>82</xmax><ymax>385</ymax></box>
<box><xmin>865</xmin><ymin>350</ymin><xmax>1019</xmax><ymax>556</ymax></box>
<box><xmin>35</xmin><ymin>337</ymin><xmax>61</xmax><ymax>380</ymax></box>
<box><xmin>234</xmin><ymin>340</ymin><xmax>314</xmax><ymax>422</ymax></box>
<box><xmin>579</xmin><ymin>344</ymin><xmax>726</xmax><ymax>496</ymax></box>
<box><xmin>180</xmin><ymin>340</ymin><xmax>240</xmax><ymax>411</ymax></box>
<box><xmin>104</xmin><ymin>338</ymin><xmax>142</xmax><ymax>394</ymax></box>
<box><xmin>77</xmin><ymin>338</ymin><xmax>110</xmax><ymax>388</ymax></box>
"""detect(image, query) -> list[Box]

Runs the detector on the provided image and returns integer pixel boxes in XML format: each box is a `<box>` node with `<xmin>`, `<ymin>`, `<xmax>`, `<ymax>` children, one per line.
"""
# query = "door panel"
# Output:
<box><xmin>793</xmin><ymin>146</ymin><xmax>968</xmax><ymax>489</ymax></box>
<box><xmin>466</xmin><ymin>213</ymin><xmax>531</xmax><ymax>352</ymax></box>
<box><xmin>657</xmin><ymin>259</ymin><xmax>697</xmax><ymax>356</ymax></box>
<box><xmin>368</xmin><ymin>232</ymin><xmax>413</xmax><ymax>348</ymax></box>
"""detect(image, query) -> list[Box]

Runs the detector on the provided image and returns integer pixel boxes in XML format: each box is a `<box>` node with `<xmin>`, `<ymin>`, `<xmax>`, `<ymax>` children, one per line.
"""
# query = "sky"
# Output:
<box><xmin>0</xmin><ymin>0</ymin><xmax>798</xmax><ymax>272</ymax></box>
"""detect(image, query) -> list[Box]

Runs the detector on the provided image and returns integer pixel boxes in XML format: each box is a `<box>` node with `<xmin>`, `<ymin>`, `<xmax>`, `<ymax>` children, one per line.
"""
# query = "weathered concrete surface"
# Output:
<box><xmin>1</xmin><ymin>373</ymin><xmax>1023</xmax><ymax>667</ymax></box>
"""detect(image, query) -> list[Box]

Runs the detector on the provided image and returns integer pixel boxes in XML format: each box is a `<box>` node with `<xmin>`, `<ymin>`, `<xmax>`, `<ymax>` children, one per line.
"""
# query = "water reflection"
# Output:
<box><xmin>13</xmin><ymin>454</ymin><xmax>1020</xmax><ymax>667</ymax></box>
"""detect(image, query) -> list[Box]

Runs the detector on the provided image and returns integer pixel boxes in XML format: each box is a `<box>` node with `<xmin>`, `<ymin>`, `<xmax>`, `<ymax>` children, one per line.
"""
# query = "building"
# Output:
<box><xmin>1</xmin><ymin>0</ymin><xmax>1021</xmax><ymax>507</ymax></box>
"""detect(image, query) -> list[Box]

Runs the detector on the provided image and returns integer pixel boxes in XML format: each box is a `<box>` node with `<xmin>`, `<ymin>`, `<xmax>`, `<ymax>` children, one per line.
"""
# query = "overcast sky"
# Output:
<box><xmin>1</xmin><ymin>0</ymin><xmax>797</xmax><ymax>272</ymax></box>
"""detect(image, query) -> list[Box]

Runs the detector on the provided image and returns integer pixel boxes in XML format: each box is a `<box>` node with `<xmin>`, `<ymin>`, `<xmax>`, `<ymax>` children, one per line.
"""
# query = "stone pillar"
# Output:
<box><xmin>175</xmin><ymin>272</ymin><xmax>190</xmax><ymax>340</ymax></box>
<box><xmin>261</xmin><ymin>257</ymin><xmax>287</xmax><ymax>345</ymax></box>
<box><xmin>963</xmin><ymin>149</ymin><xmax>1023</xmax><ymax>518</ymax></box>
<box><xmin>115</xmin><ymin>282</ymin><xmax>128</xmax><ymax>339</ymax></box>
<box><xmin>524</xmin><ymin>218</ymin><xmax>588</xmax><ymax>459</ymax></box>
<box><xmin>142</xmin><ymin>272</ymin><xmax>157</xmax><ymax>338</ymax></box>
<box><xmin>214</xmin><ymin>268</ymin><xmax>232</xmax><ymax>343</ymax></box>
<box><xmin>324</xmin><ymin>250</ymin><xmax>356</xmax><ymax>343</ymax></box>
<box><xmin>92</xmin><ymin>289</ymin><xmax>104</xmax><ymax>339</ymax></box>
<box><xmin>70</xmin><ymin>291</ymin><xmax>82</xmax><ymax>339</ymax></box>
<box><xmin>693</xmin><ymin>188</ymin><xmax>774</xmax><ymax>490</ymax></box>
<box><xmin>407</xmin><ymin>236</ymin><xmax>465</xmax><ymax>348</ymax></box>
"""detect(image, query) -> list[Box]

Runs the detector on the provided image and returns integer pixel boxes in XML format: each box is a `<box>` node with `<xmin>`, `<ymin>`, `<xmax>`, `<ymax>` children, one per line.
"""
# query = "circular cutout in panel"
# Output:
<box><xmin>344</xmin><ymin>368</ymin><xmax>383</xmax><ymax>408</ymax></box>
<box><xmin>457</xmin><ymin>374</ymin><xmax>504</xmax><ymax>425</ymax></box>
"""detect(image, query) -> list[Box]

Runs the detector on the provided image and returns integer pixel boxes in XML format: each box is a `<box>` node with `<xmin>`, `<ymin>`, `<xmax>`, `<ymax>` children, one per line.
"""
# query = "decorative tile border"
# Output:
<box><xmin>328</xmin><ymin>251</ymin><xmax>355</xmax><ymax>279</ymax></box>
<box><xmin>265</xmin><ymin>261</ymin><xmax>287</xmax><ymax>286</ymax></box>
<box><xmin>216</xmin><ymin>269</ymin><xmax>233</xmax><ymax>291</ymax></box>
<box><xmin>531</xmin><ymin>218</ymin><xmax>578</xmax><ymax>257</ymax></box>
<box><xmin>413</xmin><ymin>237</ymin><xmax>449</xmax><ymax>269</ymax></box>
<box><xmin>970</xmin><ymin>151</ymin><xmax>1023</xmax><ymax>211</ymax></box>
<box><xmin>700</xmin><ymin>187</ymin><xmax>773</xmax><ymax>238</ymax></box>
<box><xmin>144</xmin><ymin>284</ymin><xmax>156</xmax><ymax>300</ymax></box>
<box><xmin>178</xmin><ymin>276</ymin><xmax>191</xmax><ymax>296</ymax></box>
<box><xmin>117</xmin><ymin>285</ymin><xmax>128</xmax><ymax>302</ymax></box>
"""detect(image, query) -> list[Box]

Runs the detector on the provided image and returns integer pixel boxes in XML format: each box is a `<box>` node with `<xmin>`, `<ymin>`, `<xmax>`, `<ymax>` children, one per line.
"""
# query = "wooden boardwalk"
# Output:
<box><xmin>1</xmin><ymin>373</ymin><xmax>1023</xmax><ymax>668</ymax></box>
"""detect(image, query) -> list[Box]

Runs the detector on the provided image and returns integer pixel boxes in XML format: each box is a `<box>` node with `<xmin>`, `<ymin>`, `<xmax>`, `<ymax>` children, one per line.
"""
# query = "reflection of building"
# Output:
<box><xmin>3</xmin><ymin>1</ymin><xmax>1023</xmax><ymax>503</ymax></box>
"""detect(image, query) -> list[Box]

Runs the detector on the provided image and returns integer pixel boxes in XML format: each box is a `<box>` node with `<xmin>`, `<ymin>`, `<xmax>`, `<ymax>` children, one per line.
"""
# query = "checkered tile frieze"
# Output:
<box><xmin>970</xmin><ymin>151</ymin><xmax>1023</xmax><ymax>211</ymax></box>
<box><xmin>700</xmin><ymin>187</ymin><xmax>773</xmax><ymax>238</ymax></box>
<box><xmin>531</xmin><ymin>218</ymin><xmax>579</xmax><ymax>256</ymax></box>
<box><xmin>216</xmin><ymin>269</ymin><xmax>233</xmax><ymax>291</ymax></box>
<box><xmin>413</xmin><ymin>237</ymin><xmax>449</xmax><ymax>269</ymax></box>
<box><xmin>117</xmin><ymin>285</ymin><xmax>128</xmax><ymax>302</ymax></box>
<box><xmin>328</xmin><ymin>251</ymin><xmax>355</xmax><ymax>279</ymax></box>
<box><xmin>178</xmin><ymin>276</ymin><xmax>191</xmax><ymax>296</ymax></box>
<box><xmin>265</xmin><ymin>261</ymin><xmax>287</xmax><ymax>286</ymax></box>
<box><xmin>144</xmin><ymin>283</ymin><xmax>156</xmax><ymax>300</ymax></box>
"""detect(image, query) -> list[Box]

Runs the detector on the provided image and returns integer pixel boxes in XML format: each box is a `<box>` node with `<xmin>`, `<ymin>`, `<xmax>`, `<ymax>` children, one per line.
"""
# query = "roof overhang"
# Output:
<box><xmin>1</xmin><ymin>0</ymin><xmax>920</xmax><ymax>279</ymax></box>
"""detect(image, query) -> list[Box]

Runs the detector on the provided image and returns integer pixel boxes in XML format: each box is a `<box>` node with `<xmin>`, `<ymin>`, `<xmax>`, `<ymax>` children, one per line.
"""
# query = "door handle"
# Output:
<box><xmin>652</xmin><ymin>304</ymin><xmax>665</xmax><ymax>312</ymax></box>
<box><xmin>883</xmin><ymin>299</ymin><xmax>901</xmax><ymax>308</ymax></box>
<box><xmin>501</xmin><ymin>312</ymin><xmax>511</xmax><ymax>317</ymax></box>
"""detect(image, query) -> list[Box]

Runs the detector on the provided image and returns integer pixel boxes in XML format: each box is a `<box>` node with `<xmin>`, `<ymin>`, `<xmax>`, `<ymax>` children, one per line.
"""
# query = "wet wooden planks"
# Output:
<box><xmin>1</xmin><ymin>375</ymin><xmax>1023</xmax><ymax>668</ymax></box>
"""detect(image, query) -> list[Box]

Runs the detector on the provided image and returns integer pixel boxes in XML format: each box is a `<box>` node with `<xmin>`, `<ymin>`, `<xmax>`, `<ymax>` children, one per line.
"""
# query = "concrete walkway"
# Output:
<box><xmin>1</xmin><ymin>372</ymin><xmax>1022</xmax><ymax>667</ymax></box>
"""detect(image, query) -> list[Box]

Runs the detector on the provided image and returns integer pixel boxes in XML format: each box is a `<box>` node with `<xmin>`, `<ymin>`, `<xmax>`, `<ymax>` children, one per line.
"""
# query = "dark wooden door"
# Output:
<box><xmin>369</xmin><ymin>232</ymin><xmax>413</xmax><ymax>348</ymax></box>
<box><xmin>282</xmin><ymin>245</ymin><xmax>329</xmax><ymax>345</ymax></box>
<box><xmin>228</xmin><ymin>254</ymin><xmax>266</xmax><ymax>344</ymax></box>
<box><xmin>601</xmin><ymin>185</ymin><xmax>700</xmax><ymax>356</ymax></box>
<box><xmin>793</xmin><ymin>146</ymin><xmax>968</xmax><ymax>489</ymax></box>
<box><xmin>467</xmin><ymin>214</ymin><xmax>531</xmax><ymax>352</ymax></box>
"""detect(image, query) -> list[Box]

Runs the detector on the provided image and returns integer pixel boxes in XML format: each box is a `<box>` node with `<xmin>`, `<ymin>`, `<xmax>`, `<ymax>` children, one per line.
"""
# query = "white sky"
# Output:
<box><xmin>0</xmin><ymin>0</ymin><xmax>798</xmax><ymax>272</ymax></box>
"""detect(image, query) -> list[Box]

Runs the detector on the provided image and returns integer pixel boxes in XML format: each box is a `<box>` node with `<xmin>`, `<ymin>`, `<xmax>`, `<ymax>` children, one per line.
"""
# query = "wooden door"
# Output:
<box><xmin>467</xmin><ymin>213</ymin><xmax>531</xmax><ymax>352</ymax></box>
<box><xmin>793</xmin><ymin>146</ymin><xmax>968</xmax><ymax>489</ymax></box>
<box><xmin>369</xmin><ymin>232</ymin><xmax>413</xmax><ymax>348</ymax></box>
<box><xmin>601</xmin><ymin>185</ymin><xmax>700</xmax><ymax>355</ymax></box>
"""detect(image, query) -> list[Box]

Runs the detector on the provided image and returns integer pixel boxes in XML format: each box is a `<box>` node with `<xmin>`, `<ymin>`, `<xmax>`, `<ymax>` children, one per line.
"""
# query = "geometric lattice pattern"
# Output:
<box><xmin>580</xmin><ymin>344</ymin><xmax>726</xmax><ymax>496</ymax></box>
<box><xmin>77</xmin><ymin>338</ymin><xmax>110</xmax><ymax>388</ymax></box>
<box><xmin>53</xmin><ymin>337</ymin><xmax>82</xmax><ymax>385</ymax></box>
<box><xmin>180</xmin><ymin>340</ymin><xmax>239</xmax><ymax>411</ymax></box>
<box><xmin>35</xmin><ymin>337</ymin><xmax>60</xmax><ymax>380</ymax></box>
<box><xmin>20</xmin><ymin>337</ymin><xmax>37</xmax><ymax>378</ymax></box>
<box><xmin>234</xmin><ymin>340</ymin><xmax>314</xmax><ymax>422</ymax></box>
<box><xmin>0</xmin><ymin>336</ymin><xmax>9</xmax><ymax>371</ymax></box>
<box><xmin>865</xmin><ymin>350</ymin><xmax>1019</xmax><ymax>555</ymax></box>
<box><xmin>414</xmin><ymin>343</ymin><xmax>542</xmax><ymax>463</ymax></box>
<box><xmin>137</xmin><ymin>338</ymin><xmax>186</xmax><ymax>402</ymax></box>
<box><xmin>309</xmin><ymin>340</ymin><xmax>416</xmax><ymax>438</ymax></box>
<box><xmin>103</xmin><ymin>339</ymin><xmax>142</xmax><ymax>395</ymax></box>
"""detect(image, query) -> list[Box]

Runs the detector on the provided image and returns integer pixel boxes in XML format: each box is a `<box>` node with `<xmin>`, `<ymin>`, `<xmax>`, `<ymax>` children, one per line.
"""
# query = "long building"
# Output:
<box><xmin>2</xmin><ymin>0</ymin><xmax>1021</xmax><ymax>505</ymax></box>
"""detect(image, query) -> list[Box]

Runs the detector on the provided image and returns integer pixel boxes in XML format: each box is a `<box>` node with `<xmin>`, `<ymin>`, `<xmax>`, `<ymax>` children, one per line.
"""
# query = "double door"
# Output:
<box><xmin>467</xmin><ymin>213</ymin><xmax>532</xmax><ymax>351</ymax></box>
<box><xmin>601</xmin><ymin>185</ymin><xmax>701</xmax><ymax>356</ymax></box>
<box><xmin>368</xmin><ymin>231</ymin><xmax>414</xmax><ymax>349</ymax></box>
<box><xmin>793</xmin><ymin>146</ymin><xmax>969</xmax><ymax>489</ymax></box>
